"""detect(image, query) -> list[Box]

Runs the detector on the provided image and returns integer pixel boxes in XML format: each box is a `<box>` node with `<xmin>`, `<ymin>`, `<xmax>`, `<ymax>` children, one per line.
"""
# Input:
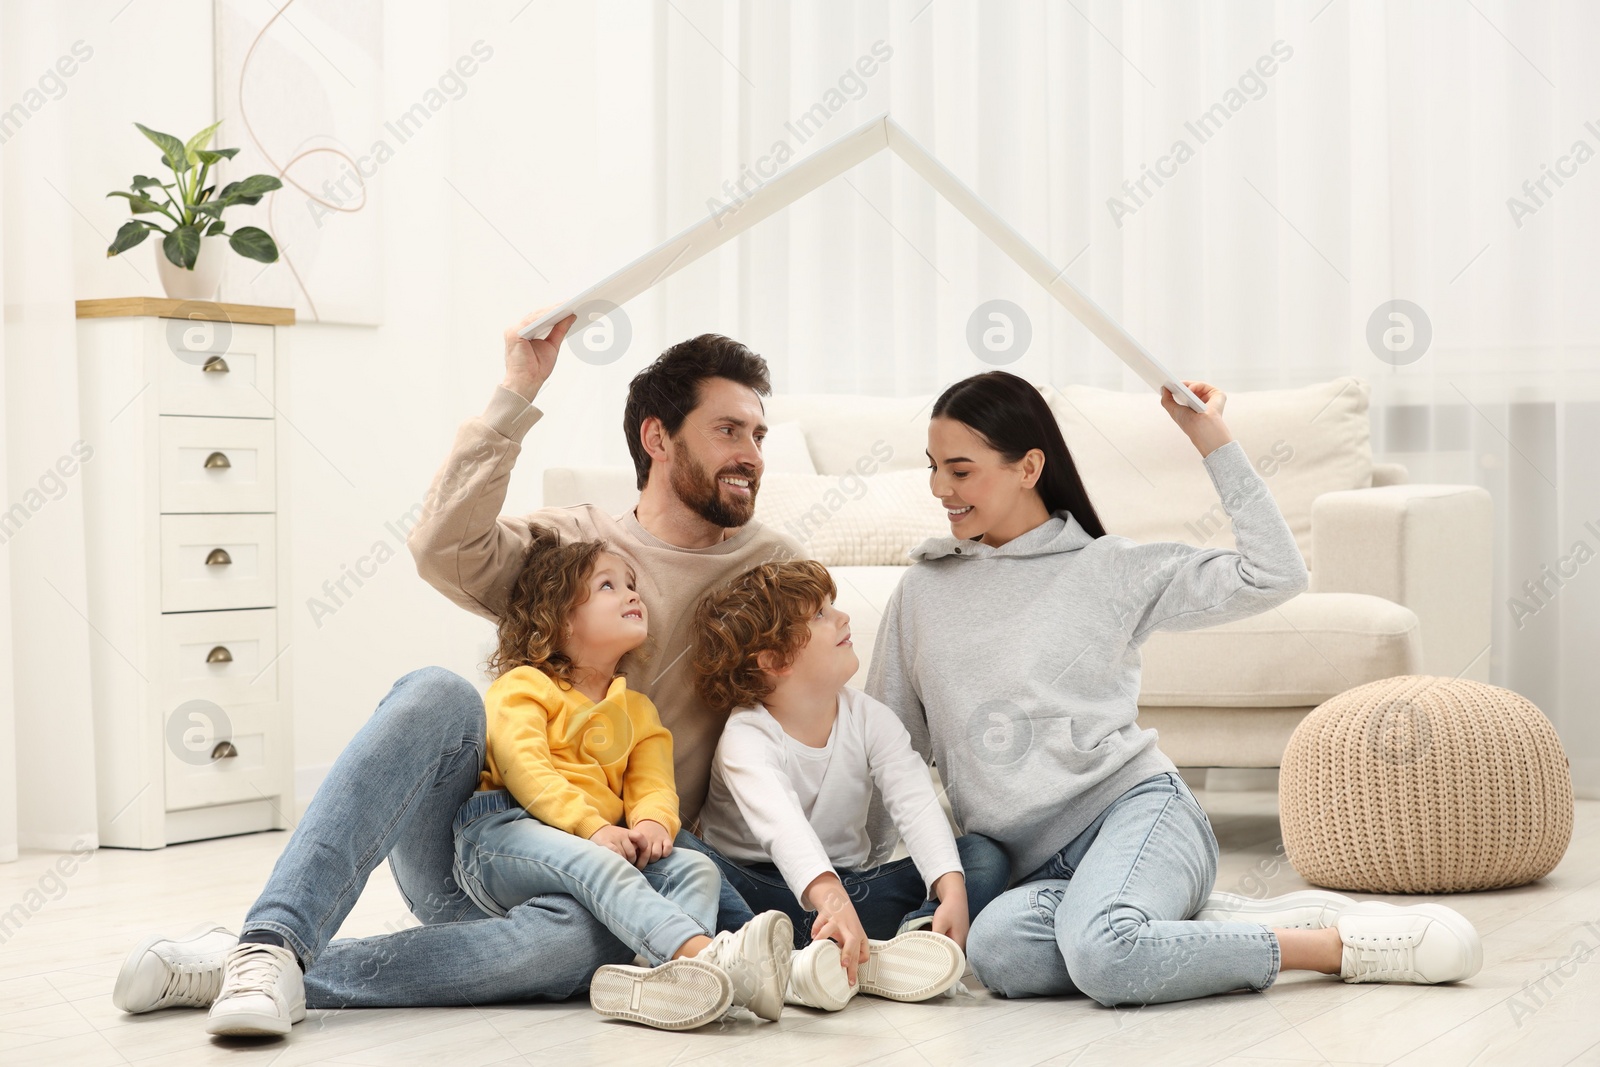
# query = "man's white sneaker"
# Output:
<box><xmin>785</xmin><ymin>939</ymin><xmax>857</xmax><ymax>1011</ymax></box>
<box><xmin>1336</xmin><ymin>902</ymin><xmax>1483</xmax><ymax>984</ymax></box>
<box><xmin>205</xmin><ymin>943</ymin><xmax>306</xmax><ymax>1036</ymax></box>
<box><xmin>857</xmin><ymin>930</ymin><xmax>966</xmax><ymax>1002</ymax></box>
<box><xmin>590</xmin><ymin>958</ymin><xmax>732</xmax><ymax>1030</ymax></box>
<box><xmin>697</xmin><ymin>910</ymin><xmax>793</xmax><ymax>1021</ymax></box>
<box><xmin>1196</xmin><ymin>889</ymin><xmax>1356</xmax><ymax>930</ymax></box>
<box><xmin>112</xmin><ymin>924</ymin><xmax>236</xmax><ymax>1013</ymax></box>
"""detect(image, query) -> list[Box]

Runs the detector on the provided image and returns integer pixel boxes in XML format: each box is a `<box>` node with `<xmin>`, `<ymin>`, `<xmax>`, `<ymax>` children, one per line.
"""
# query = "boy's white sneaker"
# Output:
<box><xmin>1196</xmin><ymin>889</ymin><xmax>1356</xmax><ymax>930</ymax></box>
<box><xmin>112</xmin><ymin>924</ymin><xmax>236</xmax><ymax>1013</ymax></box>
<box><xmin>786</xmin><ymin>939</ymin><xmax>857</xmax><ymax>1011</ymax></box>
<box><xmin>857</xmin><ymin>930</ymin><xmax>967</xmax><ymax>1002</ymax></box>
<box><xmin>1336</xmin><ymin>902</ymin><xmax>1483</xmax><ymax>984</ymax></box>
<box><xmin>697</xmin><ymin>910</ymin><xmax>793</xmax><ymax>1021</ymax></box>
<box><xmin>205</xmin><ymin>942</ymin><xmax>306</xmax><ymax>1036</ymax></box>
<box><xmin>590</xmin><ymin>958</ymin><xmax>732</xmax><ymax>1030</ymax></box>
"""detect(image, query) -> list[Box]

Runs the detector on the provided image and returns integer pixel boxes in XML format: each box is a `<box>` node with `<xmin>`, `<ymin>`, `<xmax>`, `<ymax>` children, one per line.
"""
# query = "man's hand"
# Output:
<box><xmin>930</xmin><ymin>871</ymin><xmax>970</xmax><ymax>950</ymax></box>
<box><xmin>807</xmin><ymin>873</ymin><xmax>871</xmax><ymax>986</ymax></box>
<box><xmin>589</xmin><ymin>824</ymin><xmax>637</xmax><ymax>863</ymax></box>
<box><xmin>628</xmin><ymin>820</ymin><xmax>673</xmax><ymax>869</ymax></box>
<box><xmin>502</xmin><ymin>307</ymin><xmax>576</xmax><ymax>403</ymax></box>
<box><xmin>1161</xmin><ymin>379</ymin><xmax>1234</xmax><ymax>458</ymax></box>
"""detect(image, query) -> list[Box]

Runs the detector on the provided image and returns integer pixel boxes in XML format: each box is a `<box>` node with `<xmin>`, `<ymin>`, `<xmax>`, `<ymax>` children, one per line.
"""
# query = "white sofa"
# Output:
<box><xmin>543</xmin><ymin>377</ymin><xmax>1492</xmax><ymax>768</ymax></box>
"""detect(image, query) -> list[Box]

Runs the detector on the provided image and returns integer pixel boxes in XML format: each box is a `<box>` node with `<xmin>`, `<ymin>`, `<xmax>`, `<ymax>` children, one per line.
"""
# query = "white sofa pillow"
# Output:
<box><xmin>754</xmin><ymin>468</ymin><xmax>948</xmax><ymax>566</ymax></box>
<box><xmin>1038</xmin><ymin>378</ymin><xmax>1372</xmax><ymax>567</ymax></box>
<box><xmin>763</xmin><ymin>393</ymin><xmax>937</xmax><ymax>475</ymax></box>
<box><xmin>760</xmin><ymin>421</ymin><xmax>818</xmax><ymax>474</ymax></box>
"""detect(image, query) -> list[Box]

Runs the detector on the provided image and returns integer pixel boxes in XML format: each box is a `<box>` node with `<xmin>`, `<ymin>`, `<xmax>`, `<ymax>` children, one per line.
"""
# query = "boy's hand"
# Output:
<box><xmin>807</xmin><ymin>874</ymin><xmax>871</xmax><ymax>986</ymax></box>
<box><xmin>589</xmin><ymin>824</ymin><xmax>637</xmax><ymax>863</ymax></box>
<box><xmin>930</xmin><ymin>872</ymin><xmax>970</xmax><ymax>950</ymax></box>
<box><xmin>628</xmin><ymin>820</ymin><xmax>673</xmax><ymax>869</ymax></box>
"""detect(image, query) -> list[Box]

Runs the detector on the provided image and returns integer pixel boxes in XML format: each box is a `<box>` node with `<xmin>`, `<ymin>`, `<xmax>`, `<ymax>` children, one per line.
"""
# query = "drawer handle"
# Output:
<box><xmin>205</xmin><ymin>548</ymin><xmax>232</xmax><ymax>566</ymax></box>
<box><xmin>204</xmin><ymin>451</ymin><xmax>232</xmax><ymax>470</ymax></box>
<box><xmin>211</xmin><ymin>740</ymin><xmax>238</xmax><ymax>760</ymax></box>
<box><xmin>203</xmin><ymin>355</ymin><xmax>230</xmax><ymax>374</ymax></box>
<box><xmin>206</xmin><ymin>645</ymin><xmax>233</xmax><ymax>664</ymax></box>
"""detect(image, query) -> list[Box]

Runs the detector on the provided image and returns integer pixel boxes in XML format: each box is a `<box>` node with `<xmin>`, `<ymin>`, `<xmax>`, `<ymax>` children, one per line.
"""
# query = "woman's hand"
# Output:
<box><xmin>502</xmin><ymin>307</ymin><xmax>576</xmax><ymax>402</ymax></box>
<box><xmin>930</xmin><ymin>872</ymin><xmax>970</xmax><ymax>951</ymax></box>
<box><xmin>1161</xmin><ymin>380</ymin><xmax>1234</xmax><ymax>458</ymax></box>
<box><xmin>628</xmin><ymin>819</ymin><xmax>673</xmax><ymax>869</ymax></box>
<box><xmin>807</xmin><ymin>873</ymin><xmax>871</xmax><ymax>986</ymax></box>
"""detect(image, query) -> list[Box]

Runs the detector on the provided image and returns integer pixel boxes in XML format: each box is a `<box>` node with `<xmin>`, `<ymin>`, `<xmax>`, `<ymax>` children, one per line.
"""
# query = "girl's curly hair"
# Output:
<box><xmin>691</xmin><ymin>559</ymin><xmax>837</xmax><ymax>716</ymax></box>
<box><xmin>484</xmin><ymin>522</ymin><xmax>621</xmax><ymax>685</ymax></box>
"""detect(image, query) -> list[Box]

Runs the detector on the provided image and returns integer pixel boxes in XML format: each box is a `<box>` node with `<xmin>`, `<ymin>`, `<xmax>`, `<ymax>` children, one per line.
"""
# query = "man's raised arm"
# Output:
<box><xmin>407</xmin><ymin>310</ymin><xmax>577</xmax><ymax>622</ymax></box>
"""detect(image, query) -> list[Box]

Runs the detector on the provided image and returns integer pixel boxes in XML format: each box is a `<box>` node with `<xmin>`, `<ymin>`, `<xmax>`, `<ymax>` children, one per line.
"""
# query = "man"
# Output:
<box><xmin>113</xmin><ymin>308</ymin><xmax>803</xmax><ymax>1037</ymax></box>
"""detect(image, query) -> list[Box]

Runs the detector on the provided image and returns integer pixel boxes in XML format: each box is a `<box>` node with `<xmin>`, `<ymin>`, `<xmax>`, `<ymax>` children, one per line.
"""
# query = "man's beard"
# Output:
<box><xmin>671</xmin><ymin>444</ymin><xmax>757</xmax><ymax>529</ymax></box>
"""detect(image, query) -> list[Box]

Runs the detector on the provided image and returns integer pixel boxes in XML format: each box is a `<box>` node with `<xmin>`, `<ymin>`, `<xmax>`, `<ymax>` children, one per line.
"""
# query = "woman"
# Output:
<box><xmin>865</xmin><ymin>371</ymin><xmax>1481</xmax><ymax>1005</ymax></box>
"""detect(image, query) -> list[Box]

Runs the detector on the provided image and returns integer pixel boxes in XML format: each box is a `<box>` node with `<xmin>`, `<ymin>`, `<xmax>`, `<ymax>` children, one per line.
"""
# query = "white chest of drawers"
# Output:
<box><xmin>75</xmin><ymin>297</ymin><xmax>296</xmax><ymax>849</ymax></box>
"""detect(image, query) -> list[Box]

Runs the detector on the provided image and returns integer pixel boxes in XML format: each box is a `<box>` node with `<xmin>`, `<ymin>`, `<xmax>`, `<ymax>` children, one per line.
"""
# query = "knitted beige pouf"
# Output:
<box><xmin>1279</xmin><ymin>675</ymin><xmax>1574</xmax><ymax>893</ymax></box>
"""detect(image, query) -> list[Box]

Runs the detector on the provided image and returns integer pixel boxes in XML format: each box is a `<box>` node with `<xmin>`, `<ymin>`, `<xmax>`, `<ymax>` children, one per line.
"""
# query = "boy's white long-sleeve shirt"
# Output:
<box><xmin>699</xmin><ymin>686</ymin><xmax>963</xmax><ymax>907</ymax></box>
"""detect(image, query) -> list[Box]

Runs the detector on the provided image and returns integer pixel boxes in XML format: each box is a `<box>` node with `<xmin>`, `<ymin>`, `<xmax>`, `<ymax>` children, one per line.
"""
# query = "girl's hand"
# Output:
<box><xmin>628</xmin><ymin>820</ymin><xmax>673</xmax><ymax>869</ymax></box>
<box><xmin>589</xmin><ymin>824</ymin><xmax>637</xmax><ymax>864</ymax></box>
<box><xmin>1161</xmin><ymin>380</ymin><xmax>1234</xmax><ymax>458</ymax></box>
<box><xmin>806</xmin><ymin>874</ymin><xmax>871</xmax><ymax>986</ymax></box>
<box><xmin>930</xmin><ymin>873</ymin><xmax>970</xmax><ymax>950</ymax></box>
<box><xmin>502</xmin><ymin>307</ymin><xmax>576</xmax><ymax>402</ymax></box>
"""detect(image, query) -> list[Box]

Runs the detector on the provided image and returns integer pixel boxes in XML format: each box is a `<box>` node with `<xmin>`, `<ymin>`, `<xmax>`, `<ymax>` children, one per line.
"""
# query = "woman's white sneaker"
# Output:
<box><xmin>590</xmin><ymin>958</ymin><xmax>732</xmax><ymax>1030</ymax></box>
<box><xmin>857</xmin><ymin>930</ymin><xmax>967</xmax><ymax>1002</ymax></box>
<box><xmin>697</xmin><ymin>911</ymin><xmax>793</xmax><ymax>1021</ymax></box>
<box><xmin>205</xmin><ymin>943</ymin><xmax>306</xmax><ymax>1036</ymax></box>
<box><xmin>1196</xmin><ymin>889</ymin><xmax>1356</xmax><ymax>930</ymax></box>
<box><xmin>1336</xmin><ymin>902</ymin><xmax>1483</xmax><ymax>984</ymax></box>
<box><xmin>786</xmin><ymin>939</ymin><xmax>857</xmax><ymax>1011</ymax></box>
<box><xmin>112</xmin><ymin>924</ymin><xmax>236</xmax><ymax>1013</ymax></box>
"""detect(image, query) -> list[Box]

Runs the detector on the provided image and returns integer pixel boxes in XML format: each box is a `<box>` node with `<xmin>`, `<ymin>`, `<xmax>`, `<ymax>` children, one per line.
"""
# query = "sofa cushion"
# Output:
<box><xmin>763</xmin><ymin>393</ymin><xmax>936</xmax><ymax>476</ymax></box>
<box><xmin>824</xmin><ymin>565</ymin><xmax>908</xmax><ymax>689</ymax></box>
<box><xmin>1137</xmin><ymin>591</ymin><xmax>1420</xmax><ymax>707</ymax></box>
<box><xmin>1039</xmin><ymin>378</ymin><xmax>1373</xmax><ymax>568</ymax></box>
<box><xmin>761</xmin><ymin>421</ymin><xmax>818</xmax><ymax>474</ymax></box>
<box><xmin>756</xmin><ymin>470</ymin><xmax>948</xmax><ymax>566</ymax></box>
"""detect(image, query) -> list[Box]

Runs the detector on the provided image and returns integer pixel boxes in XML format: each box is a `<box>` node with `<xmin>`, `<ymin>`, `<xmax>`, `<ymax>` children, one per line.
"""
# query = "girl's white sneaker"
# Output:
<box><xmin>697</xmin><ymin>910</ymin><xmax>794</xmax><ymax>1021</ymax></box>
<box><xmin>1336</xmin><ymin>902</ymin><xmax>1483</xmax><ymax>984</ymax></box>
<box><xmin>590</xmin><ymin>958</ymin><xmax>732</xmax><ymax>1030</ymax></box>
<box><xmin>205</xmin><ymin>943</ymin><xmax>306</xmax><ymax>1036</ymax></box>
<box><xmin>112</xmin><ymin>924</ymin><xmax>236</xmax><ymax>1013</ymax></box>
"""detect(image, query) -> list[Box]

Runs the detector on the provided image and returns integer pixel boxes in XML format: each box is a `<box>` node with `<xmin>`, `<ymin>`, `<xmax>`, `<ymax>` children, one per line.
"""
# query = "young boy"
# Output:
<box><xmin>691</xmin><ymin>560</ymin><xmax>1011</xmax><ymax>1011</ymax></box>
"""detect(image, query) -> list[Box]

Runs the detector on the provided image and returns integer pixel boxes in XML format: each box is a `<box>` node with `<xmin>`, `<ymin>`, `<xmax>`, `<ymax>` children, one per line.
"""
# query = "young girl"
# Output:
<box><xmin>691</xmin><ymin>559</ymin><xmax>1012</xmax><ymax>1012</ymax></box>
<box><xmin>451</xmin><ymin>523</ymin><xmax>794</xmax><ymax>1029</ymax></box>
<box><xmin>867</xmin><ymin>371</ymin><xmax>1482</xmax><ymax>1005</ymax></box>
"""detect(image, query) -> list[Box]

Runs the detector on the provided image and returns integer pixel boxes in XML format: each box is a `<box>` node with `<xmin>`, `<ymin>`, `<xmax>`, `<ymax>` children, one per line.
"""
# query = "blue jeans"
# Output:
<box><xmin>452</xmin><ymin>790</ymin><xmax>719</xmax><ymax>966</ymax></box>
<box><xmin>966</xmin><ymin>771</ymin><xmax>1280</xmax><ymax>1006</ymax></box>
<box><xmin>241</xmin><ymin>667</ymin><xmax>634</xmax><ymax>1008</ymax></box>
<box><xmin>688</xmin><ymin>833</ymin><xmax>1012</xmax><ymax>949</ymax></box>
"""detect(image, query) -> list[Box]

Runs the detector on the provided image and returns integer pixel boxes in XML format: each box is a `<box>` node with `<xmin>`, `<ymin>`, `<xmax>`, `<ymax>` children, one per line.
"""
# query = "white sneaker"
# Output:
<box><xmin>1336</xmin><ymin>902</ymin><xmax>1483</xmax><ymax>984</ymax></box>
<box><xmin>590</xmin><ymin>958</ymin><xmax>732</xmax><ymax>1030</ymax></box>
<box><xmin>786</xmin><ymin>939</ymin><xmax>857</xmax><ymax>1011</ymax></box>
<box><xmin>1196</xmin><ymin>889</ymin><xmax>1356</xmax><ymax>930</ymax></box>
<box><xmin>112</xmin><ymin>924</ymin><xmax>236</xmax><ymax>1013</ymax></box>
<box><xmin>697</xmin><ymin>910</ymin><xmax>793</xmax><ymax>1021</ymax></box>
<box><xmin>857</xmin><ymin>930</ymin><xmax>967</xmax><ymax>1002</ymax></box>
<box><xmin>205</xmin><ymin>942</ymin><xmax>306</xmax><ymax>1036</ymax></box>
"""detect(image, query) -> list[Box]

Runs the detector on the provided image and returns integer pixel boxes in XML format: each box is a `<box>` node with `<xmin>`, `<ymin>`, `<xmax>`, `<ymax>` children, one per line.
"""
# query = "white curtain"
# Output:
<box><xmin>631</xmin><ymin>0</ymin><xmax>1599</xmax><ymax>793</ymax></box>
<box><xmin>0</xmin><ymin>1</ymin><xmax>103</xmax><ymax>857</ymax></box>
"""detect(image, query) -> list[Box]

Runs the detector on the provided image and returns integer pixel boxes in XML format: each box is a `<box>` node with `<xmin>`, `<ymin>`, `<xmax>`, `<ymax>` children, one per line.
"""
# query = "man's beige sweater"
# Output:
<box><xmin>407</xmin><ymin>385</ymin><xmax>803</xmax><ymax>824</ymax></box>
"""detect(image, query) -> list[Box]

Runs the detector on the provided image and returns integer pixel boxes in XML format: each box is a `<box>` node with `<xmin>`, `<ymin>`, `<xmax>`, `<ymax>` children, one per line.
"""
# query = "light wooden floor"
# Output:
<box><xmin>2</xmin><ymin>786</ymin><xmax>1597</xmax><ymax>1067</ymax></box>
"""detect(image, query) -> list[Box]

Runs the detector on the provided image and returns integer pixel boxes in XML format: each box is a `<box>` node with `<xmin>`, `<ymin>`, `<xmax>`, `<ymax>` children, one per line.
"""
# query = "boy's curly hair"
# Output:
<box><xmin>485</xmin><ymin>522</ymin><xmax>623</xmax><ymax>685</ymax></box>
<box><xmin>691</xmin><ymin>559</ymin><xmax>837</xmax><ymax>716</ymax></box>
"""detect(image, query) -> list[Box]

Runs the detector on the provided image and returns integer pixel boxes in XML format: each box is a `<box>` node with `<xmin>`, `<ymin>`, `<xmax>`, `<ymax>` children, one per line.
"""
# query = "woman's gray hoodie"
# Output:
<box><xmin>864</xmin><ymin>440</ymin><xmax>1310</xmax><ymax>881</ymax></box>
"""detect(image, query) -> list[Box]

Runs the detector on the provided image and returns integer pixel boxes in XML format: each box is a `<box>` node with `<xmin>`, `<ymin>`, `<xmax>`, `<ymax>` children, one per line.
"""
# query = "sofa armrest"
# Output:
<box><xmin>1310</xmin><ymin>484</ymin><xmax>1492</xmax><ymax>680</ymax></box>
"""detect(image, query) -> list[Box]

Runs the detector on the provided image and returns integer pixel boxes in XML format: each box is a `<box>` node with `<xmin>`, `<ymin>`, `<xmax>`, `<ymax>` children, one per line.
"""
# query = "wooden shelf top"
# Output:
<box><xmin>75</xmin><ymin>297</ymin><xmax>296</xmax><ymax>326</ymax></box>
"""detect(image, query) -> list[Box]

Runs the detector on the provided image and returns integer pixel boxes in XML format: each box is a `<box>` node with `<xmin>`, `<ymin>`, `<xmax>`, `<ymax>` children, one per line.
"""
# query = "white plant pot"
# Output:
<box><xmin>154</xmin><ymin>233</ymin><xmax>227</xmax><ymax>302</ymax></box>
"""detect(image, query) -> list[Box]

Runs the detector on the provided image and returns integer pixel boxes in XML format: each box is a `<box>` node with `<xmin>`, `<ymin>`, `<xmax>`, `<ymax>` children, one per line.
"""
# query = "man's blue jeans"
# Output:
<box><xmin>241</xmin><ymin>667</ymin><xmax>635</xmax><ymax>1008</ymax></box>
<box><xmin>452</xmin><ymin>790</ymin><xmax>719</xmax><ymax>966</ymax></box>
<box><xmin>966</xmin><ymin>771</ymin><xmax>1281</xmax><ymax>1006</ymax></box>
<box><xmin>681</xmin><ymin>832</ymin><xmax>1012</xmax><ymax>948</ymax></box>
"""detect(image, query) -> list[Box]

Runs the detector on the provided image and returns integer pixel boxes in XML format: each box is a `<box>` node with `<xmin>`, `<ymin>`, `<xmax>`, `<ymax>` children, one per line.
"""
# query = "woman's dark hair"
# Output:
<box><xmin>622</xmin><ymin>334</ymin><xmax>772</xmax><ymax>491</ymax></box>
<box><xmin>929</xmin><ymin>371</ymin><xmax>1106</xmax><ymax>538</ymax></box>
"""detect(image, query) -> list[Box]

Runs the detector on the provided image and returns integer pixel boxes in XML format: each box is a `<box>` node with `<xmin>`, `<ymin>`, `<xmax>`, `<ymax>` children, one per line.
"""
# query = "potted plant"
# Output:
<box><xmin>105</xmin><ymin>120</ymin><xmax>283</xmax><ymax>301</ymax></box>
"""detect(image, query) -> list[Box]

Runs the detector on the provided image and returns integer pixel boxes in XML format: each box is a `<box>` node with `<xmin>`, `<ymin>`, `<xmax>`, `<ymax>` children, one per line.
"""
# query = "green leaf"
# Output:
<box><xmin>163</xmin><ymin>225</ymin><xmax>202</xmax><ymax>269</ymax></box>
<box><xmin>131</xmin><ymin>174</ymin><xmax>167</xmax><ymax>191</ymax></box>
<box><xmin>190</xmin><ymin>201</ymin><xmax>226</xmax><ymax>218</ymax></box>
<box><xmin>135</xmin><ymin>122</ymin><xmax>190</xmax><ymax>173</ymax></box>
<box><xmin>107</xmin><ymin>190</ymin><xmax>165</xmax><ymax>214</ymax></box>
<box><xmin>196</xmin><ymin>185</ymin><xmax>215</xmax><ymax>203</ymax></box>
<box><xmin>195</xmin><ymin>147</ymin><xmax>240</xmax><ymax>164</ymax></box>
<box><xmin>206</xmin><ymin>220</ymin><xmax>226</xmax><ymax>237</ymax></box>
<box><xmin>183</xmin><ymin>121</ymin><xmax>223</xmax><ymax>167</ymax></box>
<box><xmin>218</xmin><ymin>174</ymin><xmax>282</xmax><ymax>200</ymax></box>
<box><xmin>107</xmin><ymin>220</ymin><xmax>155</xmax><ymax>256</ymax></box>
<box><xmin>228</xmin><ymin>225</ymin><xmax>278</xmax><ymax>263</ymax></box>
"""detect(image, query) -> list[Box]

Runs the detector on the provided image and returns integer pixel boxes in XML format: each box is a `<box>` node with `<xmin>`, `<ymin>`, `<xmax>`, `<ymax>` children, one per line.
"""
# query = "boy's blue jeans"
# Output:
<box><xmin>452</xmin><ymin>790</ymin><xmax>719</xmax><ymax>966</ymax></box>
<box><xmin>679</xmin><ymin>831</ymin><xmax>1012</xmax><ymax>948</ymax></box>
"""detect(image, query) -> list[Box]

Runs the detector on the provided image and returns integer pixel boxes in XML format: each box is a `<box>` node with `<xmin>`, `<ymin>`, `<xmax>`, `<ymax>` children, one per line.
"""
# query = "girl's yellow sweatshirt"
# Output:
<box><xmin>479</xmin><ymin>665</ymin><xmax>681</xmax><ymax>840</ymax></box>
